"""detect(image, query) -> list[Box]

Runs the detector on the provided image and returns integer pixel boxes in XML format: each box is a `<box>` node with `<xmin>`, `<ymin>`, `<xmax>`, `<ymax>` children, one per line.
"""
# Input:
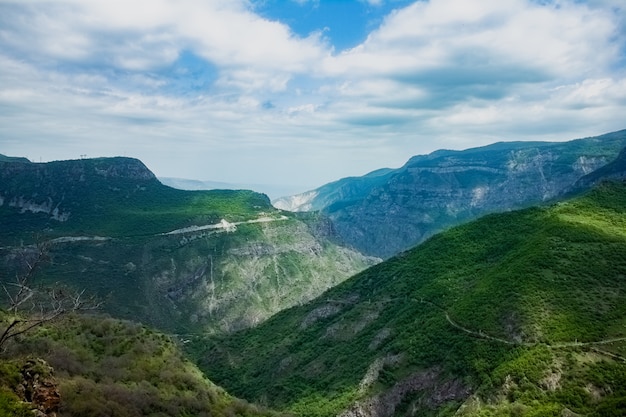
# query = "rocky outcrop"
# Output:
<box><xmin>17</xmin><ymin>359</ymin><xmax>61</xmax><ymax>417</ymax></box>
<box><xmin>8</xmin><ymin>196</ymin><xmax>70</xmax><ymax>221</ymax></box>
<box><xmin>571</xmin><ymin>146</ymin><xmax>626</xmax><ymax>190</ymax></box>
<box><xmin>341</xmin><ymin>367</ymin><xmax>470</xmax><ymax>417</ymax></box>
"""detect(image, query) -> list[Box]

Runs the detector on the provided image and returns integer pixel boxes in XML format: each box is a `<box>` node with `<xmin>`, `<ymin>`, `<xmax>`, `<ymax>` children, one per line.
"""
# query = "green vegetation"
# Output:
<box><xmin>193</xmin><ymin>181</ymin><xmax>626</xmax><ymax>416</ymax></box>
<box><xmin>0</xmin><ymin>313</ymin><xmax>281</xmax><ymax>417</ymax></box>
<box><xmin>3</xmin><ymin>149</ymin><xmax>626</xmax><ymax>416</ymax></box>
<box><xmin>0</xmin><ymin>157</ymin><xmax>275</xmax><ymax>244</ymax></box>
<box><xmin>0</xmin><ymin>360</ymin><xmax>32</xmax><ymax>417</ymax></box>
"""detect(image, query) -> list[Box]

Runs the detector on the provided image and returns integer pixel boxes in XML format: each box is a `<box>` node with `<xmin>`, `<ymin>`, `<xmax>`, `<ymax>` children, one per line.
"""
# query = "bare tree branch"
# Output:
<box><xmin>0</xmin><ymin>241</ymin><xmax>101</xmax><ymax>351</ymax></box>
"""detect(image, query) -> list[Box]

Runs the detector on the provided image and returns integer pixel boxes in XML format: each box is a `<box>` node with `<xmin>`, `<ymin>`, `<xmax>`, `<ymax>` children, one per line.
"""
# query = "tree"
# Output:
<box><xmin>0</xmin><ymin>241</ymin><xmax>100</xmax><ymax>350</ymax></box>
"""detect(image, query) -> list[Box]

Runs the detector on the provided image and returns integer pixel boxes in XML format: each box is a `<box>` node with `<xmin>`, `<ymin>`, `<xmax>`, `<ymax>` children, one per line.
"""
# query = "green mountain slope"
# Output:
<box><xmin>0</xmin><ymin>156</ymin><xmax>272</xmax><ymax>241</ymax></box>
<box><xmin>0</xmin><ymin>157</ymin><xmax>375</xmax><ymax>334</ymax></box>
<box><xmin>195</xmin><ymin>181</ymin><xmax>626</xmax><ymax>417</ymax></box>
<box><xmin>0</xmin><ymin>313</ymin><xmax>281</xmax><ymax>417</ymax></box>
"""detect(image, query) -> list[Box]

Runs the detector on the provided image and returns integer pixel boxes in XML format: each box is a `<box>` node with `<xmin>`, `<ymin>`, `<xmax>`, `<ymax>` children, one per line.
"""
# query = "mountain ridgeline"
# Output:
<box><xmin>0</xmin><ymin>156</ymin><xmax>376</xmax><ymax>335</ymax></box>
<box><xmin>196</xmin><ymin>180</ymin><xmax>626</xmax><ymax>417</ymax></box>
<box><xmin>274</xmin><ymin>130</ymin><xmax>626</xmax><ymax>258</ymax></box>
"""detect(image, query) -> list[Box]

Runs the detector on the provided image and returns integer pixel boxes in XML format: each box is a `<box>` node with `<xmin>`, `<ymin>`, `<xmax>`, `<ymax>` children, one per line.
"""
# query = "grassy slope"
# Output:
<box><xmin>0</xmin><ymin>313</ymin><xmax>282</xmax><ymax>417</ymax></box>
<box><xmin>194</xmin><ymin>181</ymin><xmax>626</xmax><ymax>417</ymax></box>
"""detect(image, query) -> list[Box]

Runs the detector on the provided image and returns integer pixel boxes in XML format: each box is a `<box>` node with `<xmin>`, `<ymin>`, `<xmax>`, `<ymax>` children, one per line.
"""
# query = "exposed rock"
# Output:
<box><xmin>340</xmin><ymin>367</ymin><xmax>470</xmax><ymax>417</ymax></box>
<box><xmin>324</xmin><ymin>309</ymin><xmax>380</xmax><ymax>340</ymax></box>
<box><xmin>368</xmin><ymin>328</ymin><xmax>392</xmax><ymax>350</ymax></box>
<box><xmin>17</xmin><ymin>358</ymin><xmax>60</xmax><ymax>417</ymax></box>
<box><xmin>358</xmin><ymin>354</ymin><xmax>403</xmax><ymax>394</ymax></box>
<box><xmin>300</xmin><ymin>304</ymin><xmax>342</xmax><ymax>329</ymax></box>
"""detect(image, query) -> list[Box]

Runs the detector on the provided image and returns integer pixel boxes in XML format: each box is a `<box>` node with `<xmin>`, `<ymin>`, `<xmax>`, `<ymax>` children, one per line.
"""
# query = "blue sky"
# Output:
<box><xmin>1</xmin><ymin>0</ymin><xmax>625</xmax><ymax>197</ymax></box>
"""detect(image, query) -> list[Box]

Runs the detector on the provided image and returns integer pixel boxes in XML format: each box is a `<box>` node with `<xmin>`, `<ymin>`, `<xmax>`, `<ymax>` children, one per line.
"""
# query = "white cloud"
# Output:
<box><xmin>0</xmin><ymin>0</ymin><xmax>329</xmax><ymax>85</ymax></box>
<box><xmin>0</xmin><ymin>0</ymin><xmax>625</xmax><ymax>190</ymax></box>
<box><xmin>325</xmin><ymin>0</ymin><xmax>620</xmax><ymax>80</ymax></box>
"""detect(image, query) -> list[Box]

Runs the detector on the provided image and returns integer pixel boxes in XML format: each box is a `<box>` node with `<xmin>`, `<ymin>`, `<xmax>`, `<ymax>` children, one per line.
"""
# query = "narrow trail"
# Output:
<box><xmin>171</xmin><ymin>296</ymin><xmax>626</xmax><ymax>363</ymax></box>
<box><xmin>162</xmin><ymin>215</ymin><xmax>289</xmax><ymax>235</ymax></box>
<box><xmin>33</xmin><ymin>215</ymin><xmax>291</xmax><ymax>245</ymax></box>
<box><xmin>415</xmin><ymin>298</ymin><xmax>626</xmax><ymax>360</ymax></box>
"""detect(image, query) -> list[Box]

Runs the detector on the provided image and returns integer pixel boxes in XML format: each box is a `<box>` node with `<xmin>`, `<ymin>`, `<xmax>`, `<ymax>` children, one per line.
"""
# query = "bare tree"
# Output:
<box><xmin>0</xmin><ymin>242</ymin><xmax>100</xmax><ymax>350</ymax></box>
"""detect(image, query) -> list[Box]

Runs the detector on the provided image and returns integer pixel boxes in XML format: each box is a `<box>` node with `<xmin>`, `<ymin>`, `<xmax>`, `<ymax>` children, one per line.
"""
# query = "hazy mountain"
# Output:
<box><xmin>272</xmin><ymin>168</ymin><xmax>395</xmax><ymax>212</ymax></box>
<box><xmin>160</xmin><ymin>177</ymin><xmax>308</xmax><ymax>200</ymax></box>
<box><xmin>195</xmin><ymin>179</ymin><xmax>626</xmax><ymax>417</ymax></box>
<box><xmin>0</xmin><ymin>153</ymin><xmax>31</xmax><ymax>163</ymax></box>
<box><xmin>275</xmin><ymin>130</ymin><xmax>626</xmax><ymax>258</ymax></box>
<box><xmin>0</xmin><ymin>156</ymin><xmax>376</xmax><ymax>334</ymax></box>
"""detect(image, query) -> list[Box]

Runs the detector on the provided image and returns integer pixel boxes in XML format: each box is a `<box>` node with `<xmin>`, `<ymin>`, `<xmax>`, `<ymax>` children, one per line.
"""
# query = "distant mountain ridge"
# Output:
<box><xmin>0</xmin><ymin>153</ymin><xmax>31</xmax><ymax>163</ymax></box>
<box><xmin>160</xmin><ymin>177</ymin><xmax>307</xmax><ymax>200</ymax></box>
<box><xmin>275</xmin><ymin>130</ymin><xmax>626</xmax><ymax>258</ymax></box>
<box><xmin>273</xmin><ymin>168</ymin><xmax>395</xmax><ymax>212</ymax></box>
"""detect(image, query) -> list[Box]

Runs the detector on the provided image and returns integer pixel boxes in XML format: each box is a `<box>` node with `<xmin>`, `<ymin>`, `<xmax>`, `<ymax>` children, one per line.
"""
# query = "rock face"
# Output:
<box><xmin>572</xmin><ymin>145</ymin><xmax>626</xmax><ymax>190</ymax></box>
<box><xmin>340</xmin><ymin>367</ymin><xmax>470</xmax><ymax>417</ymax></box>
<box><xmin>136</xmin><ymin>216</ymin><xmax>377</xmax><ymax>334</ymax></box>
<box><xmin>276</xmin><ymin>130</ymin><xmax>626</xmax><ymax>258</ymax></box>
<box><xmin>17</xmin><ymin>359</ymin><xmax>61</xmax><ymax>417</ymax></box>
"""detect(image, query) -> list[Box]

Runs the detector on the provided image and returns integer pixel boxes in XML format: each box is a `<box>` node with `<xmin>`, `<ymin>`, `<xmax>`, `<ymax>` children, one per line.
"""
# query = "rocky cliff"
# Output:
<box><xmin>276</xmin><ymin>130</ymin><xmax>626</xmax><ymax>258</ymax></box>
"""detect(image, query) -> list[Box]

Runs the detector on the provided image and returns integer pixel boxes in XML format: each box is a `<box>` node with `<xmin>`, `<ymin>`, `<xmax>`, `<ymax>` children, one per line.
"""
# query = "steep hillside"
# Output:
<box><xmin>0</xmin><ymin>157</ymin><xmax>375</xmax><ymax>334</ymax></box>
<box><xmin>573</xmin><ymin>146</ymin><xmax>626</xmax><ymax>190</ymax></box>
<box><xmin>196</xmin><ymin>180</ymin><xmax>626</xmax><ymax>417</ymax></box>
<box><xmin>275</xmin><ymin>130</ymin><xmax>626</xmax><ymax>258</ymax></box>
<box><xmin>0</xmin><ymin>313</ymin><xmax>281</xmax><ymax>417</ymax></box>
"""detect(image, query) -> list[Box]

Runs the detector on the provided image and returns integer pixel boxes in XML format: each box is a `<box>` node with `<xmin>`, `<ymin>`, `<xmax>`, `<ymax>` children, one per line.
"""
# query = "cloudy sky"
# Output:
<box><xmin>1</xmin><ymin>0</ymin><xmax>625</xmax><ymax>196</ymax></box>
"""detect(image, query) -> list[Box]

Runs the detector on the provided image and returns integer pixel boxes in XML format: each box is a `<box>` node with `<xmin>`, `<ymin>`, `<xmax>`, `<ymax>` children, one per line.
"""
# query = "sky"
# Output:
<box><xmin>1</xmin><ymin>0</ymin><xmax>626</xmax><ymax>197</ymax></box>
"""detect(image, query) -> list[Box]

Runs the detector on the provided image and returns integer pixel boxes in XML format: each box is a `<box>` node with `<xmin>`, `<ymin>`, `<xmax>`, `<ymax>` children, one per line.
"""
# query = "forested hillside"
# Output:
<box><xmin>197</xmin><ymin>181</ymin><xmax>626</xmax><ymax>417</ymax></box>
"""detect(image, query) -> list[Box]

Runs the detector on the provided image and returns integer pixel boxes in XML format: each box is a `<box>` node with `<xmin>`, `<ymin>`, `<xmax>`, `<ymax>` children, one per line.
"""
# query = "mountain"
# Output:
<box><xmin>0</xmin><ymin>157</ymin><xmax>376</xmax><ymax>334</ymax></box>
<box><xmin>194</xmin><ymin>180</ymin><xmax>626</xmax><ymax>417</ymax></box>
<box><xmin>272</xmin><ymin>168</ymin><xmax>395</xmax><ymax>212</ymax></box>
<box><xmin>573</xmin><ymin>145</ymin><xmax>626</xmax><ymax>190</ymax></box>
<box><xmin>0</xmin><ymin>154</ymin><xmax>30</xmax><ymax>163</ymax></box>
<box><xmin>274</xmin><ymin>130</ymin><xmax>626</xmax><ymax>258</ymax></box>
<box><xmin>160</xmin><ymin>177</ymin><xmax>308</xmax><ymax>200</ymax></box>
<box><xmin>0</xmin><ymin>313</ymin><xmax>282</xmax><ymax>417</ymax></box>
